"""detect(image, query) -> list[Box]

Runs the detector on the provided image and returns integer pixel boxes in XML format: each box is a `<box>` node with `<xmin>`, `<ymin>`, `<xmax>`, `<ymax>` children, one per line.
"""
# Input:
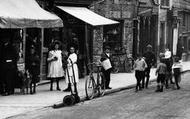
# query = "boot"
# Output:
<box><xmin>155</xmin><ymin>85</ymin><xmax>160</xmax><ymax>92</ymax></box>
<box><xmin>63</xmin><ymin>83</ymin><xmax>71</xmax><ymax>92</ymax></box>
<box><xmin>56</xmin><ymin>80</ymin><xmax>61</xmax><ymax>91</ymax></box>
<box><xmin>30</xmin><ymin>83</ymin><xmax>33</xmax><ymax>94</ymax></box>
<box><xmin>33</xmin><ymin>83</ymin><xmax>36</xmax><ymax>94</ymax></box>
<box><xmin>160</xmin><ymin>85</ymin><xmax>163</xmax><ymax>92</ymax></box>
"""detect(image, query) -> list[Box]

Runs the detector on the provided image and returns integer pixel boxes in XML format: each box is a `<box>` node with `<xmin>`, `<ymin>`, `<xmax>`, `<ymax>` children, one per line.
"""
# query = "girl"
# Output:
<box><xmin>47</xmin><ymin>41</ymin><xmax>64</xmax><ymax>91</ymax></box>
<box><xmin>63</xmin><ymin>46</ymin><xmax>79</xmax><ymax>92</ymax></box>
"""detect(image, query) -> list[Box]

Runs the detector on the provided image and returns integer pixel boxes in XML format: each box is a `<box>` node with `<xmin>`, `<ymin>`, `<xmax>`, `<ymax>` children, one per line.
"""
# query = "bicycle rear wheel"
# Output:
<box><xmin>98</xmin><ymin>73</ymin><xmax>106</xmax><ymax>96</ymax></box>
<box><xmin>85</xmin><ymin>76</ymin><xmax>95</xmax><ymax>99</ymax></box>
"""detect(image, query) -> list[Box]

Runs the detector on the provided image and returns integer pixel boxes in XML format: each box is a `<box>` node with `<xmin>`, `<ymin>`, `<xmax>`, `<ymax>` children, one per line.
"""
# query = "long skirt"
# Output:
<box><xmin>65</xmin><ymin>64</ymin><xmax>79</xmax><ymax>84</ymax></box>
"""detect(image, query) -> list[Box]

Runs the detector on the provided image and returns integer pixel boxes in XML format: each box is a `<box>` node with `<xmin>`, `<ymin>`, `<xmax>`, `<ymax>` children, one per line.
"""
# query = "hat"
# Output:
<box><xmin>104</xmin><ymin>46</ymin><xmax>110</xmax><ymax>50</ymax></box>
<box><xmin>147</xmin><ymin>44</ymin><xmax>152</xmax><ymax>48</ymax></box>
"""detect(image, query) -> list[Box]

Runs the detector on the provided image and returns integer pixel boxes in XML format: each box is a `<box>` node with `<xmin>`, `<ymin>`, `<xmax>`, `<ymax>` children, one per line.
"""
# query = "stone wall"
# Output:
<box><xmin>92</xmin><ymin>27</ymin><xmax>104</xmax><ymax>63</ymax></box>
<box><xmin>123</xmin><ymin>19</ymin><xmax>133</xmax><ymax>55</ymax></box>
<box><xmin>90</xmin><ymin>0</ymin><xmax>136</xmax><ymax>56</ymax></box>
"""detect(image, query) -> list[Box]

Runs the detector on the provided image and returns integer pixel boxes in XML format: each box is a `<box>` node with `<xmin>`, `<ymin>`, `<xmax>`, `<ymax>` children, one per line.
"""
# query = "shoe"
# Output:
<box><xmin>106</xmin><ymin>87</ymin><xmax>112</xmax><ymax>89</ymax></box>
<box><xmin>57</xmin><ymin>88</ymin><xmax>61</xmax><ymax>91</ymax></box>
<box><xmin>63</xmin><ymin>87</ymin><xmax>71</xmax><ymax>92</ymax></box>
<box><xmin>177</xmin><ymin>87</ymin><xmax>180</xmax><ymax>90</ymax></box>
<box><xmin>165</xmin><ymin>85</ymin><xmax>170</xmax><ymax>89</ymax></box>
<box><xmin>155</xmin><ymin>85</ymin><xmax>160</xmax><ymax>92</ymax></box>
<box><xmin>2</xmin><ymin>92</ymin><xmax>9</xmax><ymax>96</ymax></box>
<box><xmin>159</xmin><ymin>88</ymin><xmax>163</xmax><ymax>92</ymax></box>
<box><xmin>50</xmin><ymin>88</ymin><xmax>53</xmax><ymax>91</ymax></box>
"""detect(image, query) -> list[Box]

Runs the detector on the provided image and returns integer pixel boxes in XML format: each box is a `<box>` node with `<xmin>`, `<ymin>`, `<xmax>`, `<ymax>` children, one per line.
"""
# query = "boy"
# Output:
<box><xmin>172</xmin><ymin>57</ymin><xmax>182</xmax><ymax>90</ymax></box>
<box><xmin>133</xmin><ymin>54</ymin><xmax>147</xmax><ymax>92</ymax></box>
<box><xmin>155</xmin><ymin>58</ymin><xmax>167</xmax><ymax>92</ymax></box>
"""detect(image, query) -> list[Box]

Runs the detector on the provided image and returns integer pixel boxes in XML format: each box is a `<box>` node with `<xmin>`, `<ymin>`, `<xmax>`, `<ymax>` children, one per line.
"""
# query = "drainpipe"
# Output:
<box><xmin>23</xmin><ymin>29</ymin><xmax>26</xmax><ymax>64</ymax></box>
<box><xmin>40</xmin><ymin>28</ymin><xmax>44</xmax><ymax>80</ymax></box>
<box><xmin>157</xmin><ymin>0</ymin><xmax>161</xmax><ymax>56</ymax></box>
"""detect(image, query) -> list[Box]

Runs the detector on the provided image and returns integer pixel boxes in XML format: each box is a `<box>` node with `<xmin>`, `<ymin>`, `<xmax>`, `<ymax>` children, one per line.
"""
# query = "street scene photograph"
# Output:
<box><xmin>1</xmin><ymin>0</ymin><xmax>190</xmax><ymax>119</ymax></box>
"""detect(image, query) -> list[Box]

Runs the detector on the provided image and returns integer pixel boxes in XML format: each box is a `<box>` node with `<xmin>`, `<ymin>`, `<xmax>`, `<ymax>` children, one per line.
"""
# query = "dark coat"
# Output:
<box><xmin>1</xmin><ymin>43</ymin><xmax>18</xmax><ymax>89</ymax></box>
<box><xmin>100</xmin><ymin>52</ymin><xmax>112</xmax><ymax>62</ymax></box>
<box><xmin>1</xmin><ymin>43</ymin><xmax>17</xmax><ymax>70</ymax></box>
<box><xmin>143</xmin><ymin>51</ymin><xmax>156</xmax><ymax>67</ymax></box>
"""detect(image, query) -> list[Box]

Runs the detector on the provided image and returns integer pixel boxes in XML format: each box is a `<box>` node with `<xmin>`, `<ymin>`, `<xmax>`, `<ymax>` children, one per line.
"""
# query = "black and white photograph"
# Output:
<box><xmin>1</xmin><ymin>0</ymin><xmax>190</xmax><ymax>119</ymax></box>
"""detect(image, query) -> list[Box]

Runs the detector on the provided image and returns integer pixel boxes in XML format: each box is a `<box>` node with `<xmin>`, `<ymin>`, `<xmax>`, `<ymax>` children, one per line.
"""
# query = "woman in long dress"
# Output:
<box><xmin>63</xmin><ymin>46</ymin><xmax>79</xmax><ymax>92</ymax></box>
<box><xmin>47</xmin><ymin>41</ymin><xmax>64</xmax><ymax>91</ymax></box>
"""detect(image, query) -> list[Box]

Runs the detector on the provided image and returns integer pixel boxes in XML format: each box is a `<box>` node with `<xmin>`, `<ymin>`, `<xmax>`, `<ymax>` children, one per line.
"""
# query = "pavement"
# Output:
<box><xmin>0</xmin><ymin>61</ymin><xmax>190</xmax><ymax>119</ymax></box>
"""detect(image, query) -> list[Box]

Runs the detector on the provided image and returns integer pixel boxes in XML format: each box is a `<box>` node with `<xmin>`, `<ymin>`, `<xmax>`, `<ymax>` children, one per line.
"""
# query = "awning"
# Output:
<box><xmin>57</xmin><ymin>6</ymin><xmax>119</xmax><ymax>26</ymax></box>
<box><xmin>138</xmin><ymin>9</ymin><xmax>152</xmax><ymax>16</ymax></box>
<box><xmin>0</xmin><ymin>0</ymin><xmax>63</xmax><ymax>28</ymax></box>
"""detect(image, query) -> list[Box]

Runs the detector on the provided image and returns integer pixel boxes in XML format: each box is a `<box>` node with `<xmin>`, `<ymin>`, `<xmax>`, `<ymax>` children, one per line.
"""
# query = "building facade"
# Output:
<box><xmin>90</xmin><ymin>0</ymin><xmax>137</xmax><ymax>72</ymax></box>
<box><xmin>137</xmin><ymin>0</ymin><xmax>190</xmax><ymax>61</ymax></box>
<box><xmin>172</xmin><ymin>0</ymin><xmax>190</xmax><ymax>60</ymax></box>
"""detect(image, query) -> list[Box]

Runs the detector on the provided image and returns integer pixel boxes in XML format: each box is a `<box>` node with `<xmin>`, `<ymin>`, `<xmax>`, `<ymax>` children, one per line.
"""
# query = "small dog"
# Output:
<box><xmin>18</xmin><ymin>70</ymin><xmax>32</xmax><ymax>94</ymax></box>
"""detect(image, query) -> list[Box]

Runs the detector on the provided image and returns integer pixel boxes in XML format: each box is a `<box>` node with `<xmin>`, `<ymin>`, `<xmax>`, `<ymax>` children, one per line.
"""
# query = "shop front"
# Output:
<box><xmin>54</xmin><ymin>6</ymin><xmax>118</xmax><ymax>76</ymax></box>
<box><xmin>0</xmin><ymin>0</ymin><xmax>63</xmax><ymax>90</ymax></box>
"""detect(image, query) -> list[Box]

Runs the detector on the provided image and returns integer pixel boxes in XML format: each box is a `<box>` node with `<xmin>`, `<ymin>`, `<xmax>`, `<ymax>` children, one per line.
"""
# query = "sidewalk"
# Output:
<box><xmin>0</xmin><ymin>61</ymin><xmax>190</xmax><ymax>119</ymax></box>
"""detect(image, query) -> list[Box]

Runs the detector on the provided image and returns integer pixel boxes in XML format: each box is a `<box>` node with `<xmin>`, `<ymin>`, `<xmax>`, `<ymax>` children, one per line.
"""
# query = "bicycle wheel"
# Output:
<box><xmin>85</xmin><ymin>76</ymin><xmax>96</xmax><ymax>99</ymax></box>
<box><xmin>98</xmin><ymin>73</ymin><xmax>106</xmax><ymax>96</ymax></box>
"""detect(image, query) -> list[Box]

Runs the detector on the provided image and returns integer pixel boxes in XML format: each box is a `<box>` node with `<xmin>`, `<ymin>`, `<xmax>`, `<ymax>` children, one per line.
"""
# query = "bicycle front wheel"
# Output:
<box><xmin>98</xmin><ymin>73</ymin><xmax>106</xmax><ymax>96</ymax></box>
<box><xmin>85</xmin><ymin>76</ymin><xmax>95</xmax><ymax>100</ymax></box>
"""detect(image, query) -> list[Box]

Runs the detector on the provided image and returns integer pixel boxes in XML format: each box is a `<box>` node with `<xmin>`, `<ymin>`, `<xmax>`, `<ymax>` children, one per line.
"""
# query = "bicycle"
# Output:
<box><xmin>85</xmin><ymin>62</ymin><xmax>106</xmax><ymax>100</ymax></box>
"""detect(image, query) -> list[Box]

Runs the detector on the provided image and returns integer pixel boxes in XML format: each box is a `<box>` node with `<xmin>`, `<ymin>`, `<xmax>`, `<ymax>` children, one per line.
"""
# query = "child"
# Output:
<box><xmin>155</xmin><ymin>58</ymin><xmax>167</xmax><ymax>92</ymax></box>
<box><xmin>172</xmin><ymin>57</ymin><xmax>182</xmax><ymax>90</ymax></box>
<box><xmin>26</xmin><ymin>47</ymin><xmax>40</xmax><ymax>94</ymax></box>
<box><xmin>133</xmin><ymin>54</ymin><xmax>147</xmax><ymax>92</ymax></box>
<box><xmin>47</xmin><ymin>41</ymin><xmax>64</xmax><ymax>91</ymax></box>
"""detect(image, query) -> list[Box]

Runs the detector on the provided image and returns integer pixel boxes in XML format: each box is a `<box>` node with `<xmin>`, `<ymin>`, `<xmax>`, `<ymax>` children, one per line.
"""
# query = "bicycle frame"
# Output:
<box><xmin>85</xmin><ymin>62</ymin><xmax>106</xmax><ymax>99</ymax></box>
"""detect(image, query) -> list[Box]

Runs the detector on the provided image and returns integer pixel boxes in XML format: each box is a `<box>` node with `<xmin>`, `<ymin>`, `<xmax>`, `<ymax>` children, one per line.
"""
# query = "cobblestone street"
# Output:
<box><xmin>9</xmin><ymin>72</ymin><xmax>190</xmax><ymax>119</ymax></box>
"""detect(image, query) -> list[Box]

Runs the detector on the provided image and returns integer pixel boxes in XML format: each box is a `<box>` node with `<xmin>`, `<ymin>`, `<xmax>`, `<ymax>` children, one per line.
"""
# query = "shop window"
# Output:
<box><xmin>103</xmin><ymin>21</ymin><xmax>123</xmax><ymax>54</ymax></box>
<box><xmin>182</xmin><ymin>13</ymin><xmax>186</xmax><ymax>26</ymax></box>
<box><xmin>113</xmin><ymin>0</ymin><xmax>119</xmax><ymax>4</ymax></box>
<box><xmin>161</xmin><ymin>0</ymin><xmax>169</xmax><ymax>7</ymax></box>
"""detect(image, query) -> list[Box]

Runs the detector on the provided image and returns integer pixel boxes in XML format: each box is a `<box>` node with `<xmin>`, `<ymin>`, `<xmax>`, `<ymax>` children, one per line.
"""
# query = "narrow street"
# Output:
<box><xmin>9</xmin><ymin>72</ymin><xmax>190</xmax><ymax>119</ymax></box>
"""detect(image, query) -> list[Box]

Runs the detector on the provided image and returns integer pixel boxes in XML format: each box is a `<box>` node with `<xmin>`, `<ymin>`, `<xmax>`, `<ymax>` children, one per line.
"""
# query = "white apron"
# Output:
<box><xmin>47</xmin><ymin>50</ymin><xmax>64</xmax><ymax>78</ymax></box>
<box><xmin>65</xmin><ymin>53</ymin><xmax>79</xmax><ymax>83</ymax></box>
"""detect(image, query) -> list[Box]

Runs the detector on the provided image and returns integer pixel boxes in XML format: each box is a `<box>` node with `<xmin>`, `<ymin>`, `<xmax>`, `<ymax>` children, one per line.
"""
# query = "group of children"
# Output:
<box><xmin>133</xmin><ymin>53</ymin><xmax>182</xmax><ymax>92</ymax></box>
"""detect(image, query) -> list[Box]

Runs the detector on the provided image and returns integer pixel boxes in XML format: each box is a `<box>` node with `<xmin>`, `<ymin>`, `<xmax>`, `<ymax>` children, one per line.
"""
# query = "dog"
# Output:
<box><xmin>18</xmin><ymin>70</ymin><xmax>32</xmax><ymax>94</ymax></box>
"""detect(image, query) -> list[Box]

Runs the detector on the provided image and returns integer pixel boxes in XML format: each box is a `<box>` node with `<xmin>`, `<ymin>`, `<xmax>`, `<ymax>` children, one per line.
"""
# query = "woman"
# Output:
<box><xmin>47</xmin><ymin>41</ymin><xmax>64</xmax><ymax>91</ymax></box>
<box><xmin>26</xmin><ymin>47</ymin><xmax>40</xmax><ymax>94</ymax></box>
<box><xmin>63</xmin><ymin>46</ymin><xmax>79</xmax><ymax>92</ymax></box>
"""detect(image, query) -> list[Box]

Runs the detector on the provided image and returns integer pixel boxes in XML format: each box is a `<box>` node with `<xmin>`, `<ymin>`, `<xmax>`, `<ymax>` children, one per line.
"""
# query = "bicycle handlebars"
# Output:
<box><xmin>87</xmin><ymin>62</ymin><xmax>102</xmax><ymax>72</ymax></box>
